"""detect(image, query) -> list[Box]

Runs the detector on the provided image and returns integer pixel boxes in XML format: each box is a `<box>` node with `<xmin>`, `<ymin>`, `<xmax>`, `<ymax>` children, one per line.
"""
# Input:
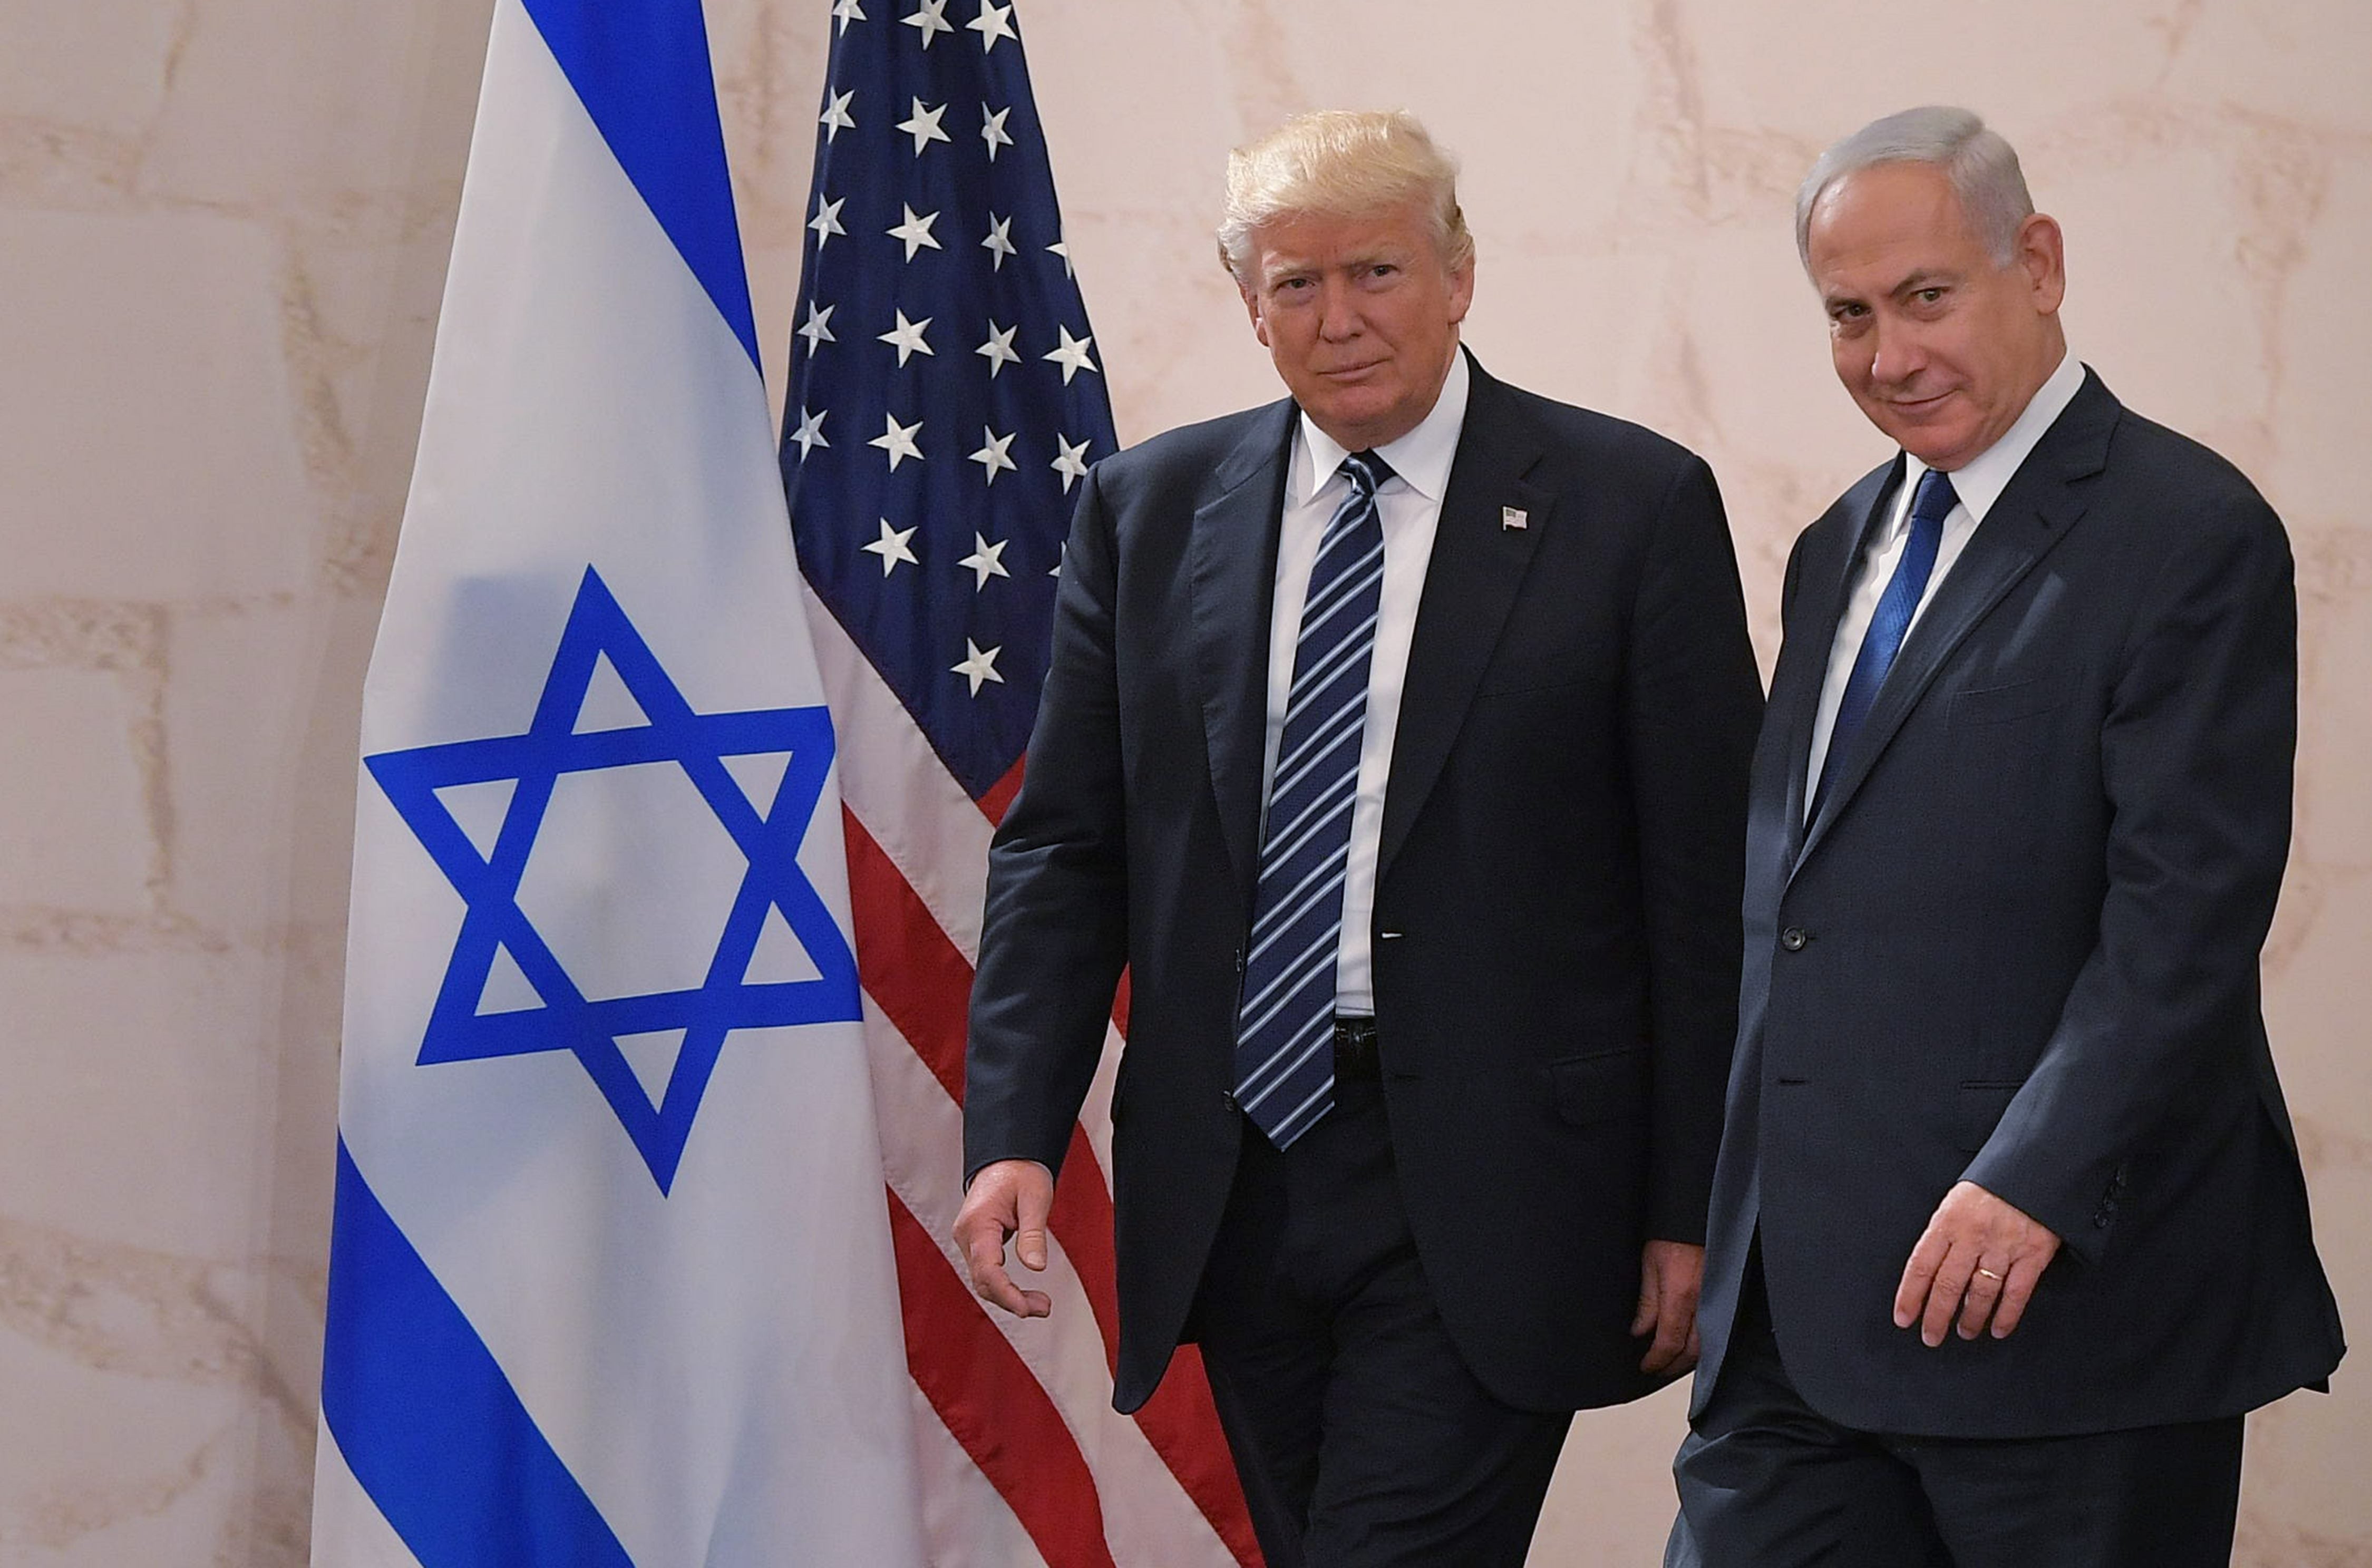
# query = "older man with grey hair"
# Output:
<box><xmin>952</xmin><ymin>109</ymin><xmax>1763</xmax><ymax>1565</ymax></box>
<box><xmin>1669</xmin><ymin>104</ymin><xmax>2345</xmax><ymax>1567</ymax></box>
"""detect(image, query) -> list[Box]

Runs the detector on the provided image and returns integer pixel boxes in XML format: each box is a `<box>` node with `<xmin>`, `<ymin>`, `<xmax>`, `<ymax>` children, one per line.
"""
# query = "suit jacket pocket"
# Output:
<box><xmin>1956</xmin><ymin>1079</ymin><xmax>2024</xmax><ymax>1153</ymax></box>
<box><xmin>1552</xmin><ymin>1045</ymin><xmax>1651</xmax><ymax>1127</ymax></box>
<box><xmin>1950</xmin><ymin>674</ymin><xmax>2068</xmax><ymax>726</ymax></box>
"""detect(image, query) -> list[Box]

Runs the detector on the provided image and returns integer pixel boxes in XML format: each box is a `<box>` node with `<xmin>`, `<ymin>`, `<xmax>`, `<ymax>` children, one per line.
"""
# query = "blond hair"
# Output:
<box><xmin>1216</xmin><ymin>110</ymin><xmax>1473</xmax><ymax>284</ymax></box>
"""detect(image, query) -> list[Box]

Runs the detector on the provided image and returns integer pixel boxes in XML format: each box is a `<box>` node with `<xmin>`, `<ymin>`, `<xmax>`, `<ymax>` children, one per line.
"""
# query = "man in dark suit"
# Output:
<box><xmin>952</xmin><ymin>110</ymin><xmax>1762</xmax><ymax>1565</ymax></box>
<box><xmin>1670</xmin><ymin>105</ymin><xmax>2346</xmax><ymax>1567</ymax></box>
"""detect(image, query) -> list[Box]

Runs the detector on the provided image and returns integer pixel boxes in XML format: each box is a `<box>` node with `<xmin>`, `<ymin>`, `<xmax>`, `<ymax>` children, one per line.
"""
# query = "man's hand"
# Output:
<box><xmin>1632</xmin><ymin>1239</ymin><xmax>1705</xmax><ymax>1375</ymax></box>
<box><xmin>1894</xmin><ymin>1180</ymin><xmax>2062</xmax><ymax>1347</ymax></box>
<box><xmin>952</xmin><ymin>1158</ymin><xmax>1056</xmax><ymax>1318</ymax></box>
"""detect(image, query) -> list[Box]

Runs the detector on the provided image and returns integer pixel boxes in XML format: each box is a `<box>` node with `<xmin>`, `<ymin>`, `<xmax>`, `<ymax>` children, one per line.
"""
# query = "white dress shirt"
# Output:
<box><xmin>1804</xmin><ymin>352</ymin><xmax>2087</xmax><ymax>813</ymax></box>
<box><xmin>1259</xmin><ymin>350</ymin><xmax>1471</xmax><ymax>1016</ymax></box>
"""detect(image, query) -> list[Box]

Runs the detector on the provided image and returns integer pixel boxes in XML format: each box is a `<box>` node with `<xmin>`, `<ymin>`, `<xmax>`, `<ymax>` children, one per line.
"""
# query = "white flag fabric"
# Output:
<box><xmin>312</xmin><ymin>1</ymin><xmax>927</xmax><ymax>1562</ymax></box>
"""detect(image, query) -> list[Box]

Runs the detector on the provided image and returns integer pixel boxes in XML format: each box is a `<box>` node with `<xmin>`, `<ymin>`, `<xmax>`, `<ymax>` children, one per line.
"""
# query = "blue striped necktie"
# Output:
<box><xmin>1234</xmin><ymin>450</ymin><xmax>1393</xmax><ymax>1148</ymax></box>
<box><xmin>1816</xmin><ymin>465</ymin><xmax>1959</xmax><ymax>810</ymax></box>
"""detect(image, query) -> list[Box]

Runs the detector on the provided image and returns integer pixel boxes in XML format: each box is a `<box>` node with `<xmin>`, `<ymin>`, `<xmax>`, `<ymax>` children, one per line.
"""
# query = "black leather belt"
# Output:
<box><xmin>1332</xmin><ymin>1015</ymin><xmax>1381</xmax><ymax>1080</ymax></box>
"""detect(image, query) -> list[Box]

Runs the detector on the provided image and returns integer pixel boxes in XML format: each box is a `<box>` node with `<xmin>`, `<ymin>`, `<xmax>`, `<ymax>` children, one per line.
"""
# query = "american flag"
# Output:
<box><xmin>778</xmin><ymin>4</ymin><xmax>1261</xmax><ymax>1565</ymax></box>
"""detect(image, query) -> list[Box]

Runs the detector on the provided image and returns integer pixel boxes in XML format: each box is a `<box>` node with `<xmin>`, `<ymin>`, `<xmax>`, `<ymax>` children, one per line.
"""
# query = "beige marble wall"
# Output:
<box><xmin>0</xmin><ymin>0</ymin><xmax>2363</xmax><ymax>1562</ymax></box>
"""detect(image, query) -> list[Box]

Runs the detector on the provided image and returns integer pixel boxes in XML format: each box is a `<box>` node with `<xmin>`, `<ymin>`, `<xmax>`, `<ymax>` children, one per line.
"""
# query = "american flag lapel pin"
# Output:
<box><xmin>1501</xmin><ymin>505</ymin><xmax>1528</xmax><ymax>531</ymax></box>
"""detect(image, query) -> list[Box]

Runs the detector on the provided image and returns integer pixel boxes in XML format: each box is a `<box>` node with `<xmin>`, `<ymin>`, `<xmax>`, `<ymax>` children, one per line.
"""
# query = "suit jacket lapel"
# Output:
<box><xmin>1189</xmin><ymin>401</ymin><xmax>1296</xmax><ymax>908</ymax></box>
<box><xmin>1777</xmin><ymin>460</ymin><xmax>1902</xmax><ymax>868</ymax></box>
<box><xmin>1795</xmin><ymin>373</ymin><xmax>2119</xmax><ymax>870</ymax></box>
<box><xmin>1377</xmin><ymin>361</ymin><xmax>1550</xmax><ymax>879</ymax></box>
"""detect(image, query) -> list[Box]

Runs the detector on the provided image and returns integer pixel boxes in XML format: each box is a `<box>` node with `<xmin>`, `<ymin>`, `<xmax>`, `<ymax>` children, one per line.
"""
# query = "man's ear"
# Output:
<box><xmin>1241</xmin><ymin>282</ymin><xmax>1270</xmax><ymax>347</ymax></box>
<box><xmin>2016</xmin><ymin>212</ymin><xmax>2066</xmax><ymax>315</ymax></box>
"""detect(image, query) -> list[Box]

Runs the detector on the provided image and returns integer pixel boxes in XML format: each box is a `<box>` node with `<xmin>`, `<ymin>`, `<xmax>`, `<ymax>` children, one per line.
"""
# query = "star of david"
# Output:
<box><xmin>364</xmin><ymin>567</ymin><xmax>860</xmax><ymax>1194</ymax></box>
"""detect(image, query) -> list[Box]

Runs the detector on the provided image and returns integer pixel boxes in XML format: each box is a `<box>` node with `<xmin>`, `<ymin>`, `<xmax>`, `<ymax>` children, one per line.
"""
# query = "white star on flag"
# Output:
<box><xmin>902</xmin><ymin>0</ymin><xmax>952</xmax><ymax>47</ymax></box>
<box><xmin>810</xmin><ymin>194</ymin><xmax>847</xmax><ymax>249</ymax></box>
<box><xmin>958</xmin><ymin>532</ymin><xmax>1012</xmax><ymax>588</ymax></box>
<box><xmin>1047</xmin><ymin>238</ymin><xmax>1073</xmax><ymax>278</ymax></box>
<box><xmin>863</xmin><ymin>519</ymin><xmax>920</xmax><ymax>576</ymax></box>
<box><xmin>887</xmin><ymin>204</ymin><xmax>942</xmax><ymax>260</ymax></box>
<box><xmin>981</xmin><ymin>105</ymin><xmax>1014</xmax><ymax>161</ymax></box>
<box><xmin>968</xmin><ymin>1</ymin><xmax>1017</xmax><ymax>51</ymax></box>
<box><xmin>981</xmin><ymin>215</ymin><xmax>1017</xmax><ymax>270</ymax></box>
<box><xmin>819</xmin><ymin>90</ymin><xmax>856</xmax><ymax>142</ymax></box>
<box><xmin>976</xmin><ymin>322</ymin><xmax>1020</xmax><ymax>377</ymax></box>
<box><xmin>1043</xmin><ymin>326</ymin><xmax>1098</xmax><ymax>384</ymax></box>
<box><xmin>869</xmin><ymin>412</ymin><xmax>925</xmax><ymax>470</ymax></box>
<box><xmin>950</xmin><ymin>638</ymin><xmax>1005</xmax><ymax>695</ymax></box>
<box><xmin>796</xmin><ymin>301</ymin><xmax>837</xmax><ymax>350</ymax></box>
<box><xmin>967</xmin><ymin>428</ymin><xmax>1017</xmax><ymax>485</ymax></box>
<box><xmin>896</xmin><ymin>98</ymin><xmax>950</xmax><ymax>155</ymax></box>
<box><xmin>878</xmin><ymin>310</ymin><xmax>935</xmax><ymax>366</ymax></box>
<box><xmin>1051</xmin><ymin>433</ymin><xmax>1092</xmax><ymax>493</ymax></box>
<box><xmin>789</xmin><ymin>407</ymin><xmax>830</xmax><ymax>460</ymax></box>
<box><xmin>832</xmin><ymin>0</ymin><xmax>866</xmax><ymax>32</ymax></box>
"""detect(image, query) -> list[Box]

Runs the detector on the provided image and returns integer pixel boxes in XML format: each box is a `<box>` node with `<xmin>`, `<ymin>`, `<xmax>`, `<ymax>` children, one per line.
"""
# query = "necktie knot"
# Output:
<box><xmin>1340</xmin><ymin>450</ymin><xmax>1394</xmax><ymax>502</ymax></box>
<box><xmin>1909</xmin><ymin>468</ymin><xmax>1958</xmax><ymax>529</ymax></box>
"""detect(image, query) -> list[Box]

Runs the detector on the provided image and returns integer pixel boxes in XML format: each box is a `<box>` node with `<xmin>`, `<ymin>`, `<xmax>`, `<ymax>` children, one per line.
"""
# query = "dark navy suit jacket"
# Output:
<box><xmin>1692</xmin><ymin>370</ymin><xmax>2345</xmax><ymax>1438</ymax></box>
<box><xmin>964</xmin><ymin>355</ymin><xmax>1764</xmax><ymax>1414</ymax></box>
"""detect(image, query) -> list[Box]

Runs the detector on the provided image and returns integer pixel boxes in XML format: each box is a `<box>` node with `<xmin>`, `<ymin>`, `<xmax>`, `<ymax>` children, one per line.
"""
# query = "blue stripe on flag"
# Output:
<box><xmin>518</xmin><ymin>0</ymin><xmax>760</xmax><ymax>367</ymax></box>
<box><xmin>321</xmin><ymin>1138</ymin><xmax>637</xmax><ymax>1567</ymax></box>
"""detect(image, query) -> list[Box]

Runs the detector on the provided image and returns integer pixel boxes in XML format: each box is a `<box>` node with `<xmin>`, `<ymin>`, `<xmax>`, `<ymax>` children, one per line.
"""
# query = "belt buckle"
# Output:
<box><xmin>1331</xmin><ymin>1016</ymin><xmax>1380</xmax><ymax>1079</ymax></box>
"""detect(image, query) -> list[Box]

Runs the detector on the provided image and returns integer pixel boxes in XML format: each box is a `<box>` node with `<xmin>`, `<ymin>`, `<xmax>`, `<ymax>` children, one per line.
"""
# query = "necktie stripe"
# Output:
<box><xmin>1260</xmin><ymin>1082</ymin><xmax>1335</xmax><ymax>1146</ymax></box>
<box><xmin>1236</xmin><ymin>1028</ymin><xmax>1332</xmax><ymax>1107</ymax></box>
<box><xmin>1245</xmin><ymin>805</ymin><xmax>1357</xmax><ymax>905</ymax></box>
<box><xmin>1275</xmin><ymin>668</ymin><xmax>1373</xmax><ymax>764</ymax></box>
<box><xmin>1280</xmin><ymin>613</ymin><xmax>1383</xmax><ymax>713</ymax></box>
<box><xmin>1239</xmin><ymin>905</ymin><xmax>1350</xmax><ymax>1024</ymax></box>
<box><xmin>1268</xmin><ymin>722</ymin><xmax>1367</xmax><ymax>819</ymax></box>
<box><xmin>1292</xmin><ymin>557</ymin><xmax>1385</xmax><ymax>642</ymax></box>
<box><xmin>1234</xmin><ymin>450</ymin><xmax>1394</xmax><ymax>1147</ymax></box>
<box><xmin>1241</xmin><ymin>895</ymin><xmax>1349</xmax><ymax>1005</ymax></box>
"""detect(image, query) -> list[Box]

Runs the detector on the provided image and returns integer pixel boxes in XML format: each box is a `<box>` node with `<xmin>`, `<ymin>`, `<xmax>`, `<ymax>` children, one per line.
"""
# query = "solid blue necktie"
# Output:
<box><xmin>1817</xmin><ymin>466</ymin><xmax>1958</xmax><ymax>808</ymax></box>
<box><xmin>1234</xmin><ymin>450</ymin><xmax>1393</xmax><ymax>1148</ymax></box>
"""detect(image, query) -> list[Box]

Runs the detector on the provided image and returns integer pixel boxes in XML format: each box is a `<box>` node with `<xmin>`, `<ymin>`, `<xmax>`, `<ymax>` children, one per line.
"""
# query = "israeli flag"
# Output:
<box><xmin>310</xmin><ymin>0</ymin><xmax>928</xmax><ymax>1562</ymax></box>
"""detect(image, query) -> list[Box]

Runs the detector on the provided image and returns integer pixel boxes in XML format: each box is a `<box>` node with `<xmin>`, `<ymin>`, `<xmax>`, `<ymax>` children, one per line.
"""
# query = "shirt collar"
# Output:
<box><xmin>1899</xmin><ymin>349</ymin><xmax>2086</xmax><ymax>526</ymax></box>
<box><xmin>1292</xmin><ymin>347</ymin><xmax>1471</xmax><ymax>505</ymax></box>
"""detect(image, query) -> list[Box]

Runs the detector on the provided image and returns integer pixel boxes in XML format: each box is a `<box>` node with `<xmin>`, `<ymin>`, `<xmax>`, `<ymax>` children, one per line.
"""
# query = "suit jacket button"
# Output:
<box><xmin>1780</xmin><ymin>927</ymin><xmax>1809</xmax><ymax>952</ymax></box>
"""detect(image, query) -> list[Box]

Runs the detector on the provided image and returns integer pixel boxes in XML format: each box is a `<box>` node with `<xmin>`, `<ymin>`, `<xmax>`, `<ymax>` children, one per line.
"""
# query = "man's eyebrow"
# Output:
<box><xmin>1822</xmin><ymin>268</ymin><xmax>1960</xmax><ymax>310</ymax></box>
<box><xmin>1888</xmin><ymin>268</ymin><xmax>1960</xmax><ymax>299</ymax></box>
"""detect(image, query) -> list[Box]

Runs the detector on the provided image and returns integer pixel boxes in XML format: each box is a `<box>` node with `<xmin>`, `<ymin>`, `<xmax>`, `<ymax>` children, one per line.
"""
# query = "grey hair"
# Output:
<box><xmin>1216</xmin><ymin>110</ymin><xmax>1474</xmax><ymax>285</ymax></box>
<box><xmin>1795</xmin><ymin>106</ymin><xmax>2035</xmax><ymax>271</ymax></box>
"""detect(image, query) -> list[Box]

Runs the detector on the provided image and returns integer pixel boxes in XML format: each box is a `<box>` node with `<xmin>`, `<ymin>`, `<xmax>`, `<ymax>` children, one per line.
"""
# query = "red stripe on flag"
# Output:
<box><xmin>1136</xmin><ymin>1347</ymin><xmax>1263</xmax><ymax>1567</ymax></box>
<box><xmin>848</xmin><ymin>806</ymin><xmax>1263</xmax><ymax>1565</ymax></box>
<box><xmin>1051</xmin><ymin>1128</ymin><xmax>1265</xmax><ymax>1568</ymax></box>
<box><xmin>979</xmin><ymin>754</ymin><xmax>1026</xmax><ymax>826</ymax></box>
<box><xmin>844</xmin><ymin>806</ymin><xmax>968</xmax><ymax>1101</ymax></box>
<box><xmin>888</xmin><ymin>1190</ymin><xmax>1119</xmax><ymax>1568</ymax></box>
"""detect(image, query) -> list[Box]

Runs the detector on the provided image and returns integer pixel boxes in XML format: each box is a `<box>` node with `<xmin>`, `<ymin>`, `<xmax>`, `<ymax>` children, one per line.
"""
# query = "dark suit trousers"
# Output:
<box><xmin>1189</xmin><ymin>1059</ymin><xmax>1571</xmax><ymax>1568</ymax></box>
<box><xmin>1667</xmin><ymin>1243</ymin><xmax>2243</xmax><ymax>1568</ymax></box>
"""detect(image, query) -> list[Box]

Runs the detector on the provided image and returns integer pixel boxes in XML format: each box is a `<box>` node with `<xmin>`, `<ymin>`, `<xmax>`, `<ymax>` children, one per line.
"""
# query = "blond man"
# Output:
<box><xmin>956</xmin><ymin>111</ymin><xmax>1762</xmax><ymax>1565</ymax></box>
